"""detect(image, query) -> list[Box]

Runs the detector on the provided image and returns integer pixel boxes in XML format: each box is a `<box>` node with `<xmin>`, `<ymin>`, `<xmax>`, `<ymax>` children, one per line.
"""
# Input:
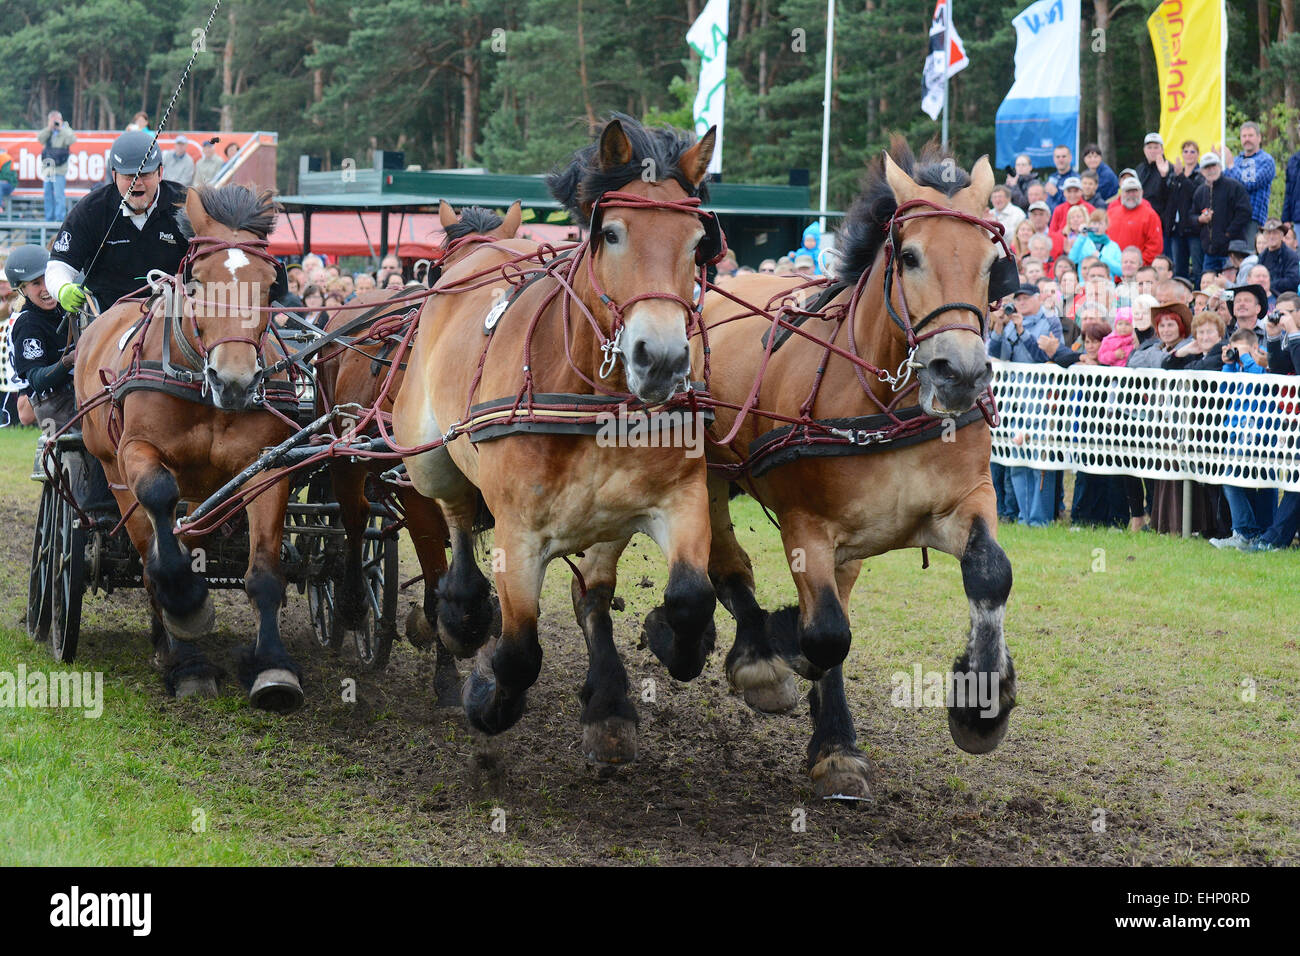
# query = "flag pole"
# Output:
<box><xmin>818</xmin><ymin>0</ymin><xmax>835</xmax><ymax>232</ymax></box>
<box><xmin>941</xmin><ymin>0</ymin><xmax>951</xmax><ymax>150</ymax></box>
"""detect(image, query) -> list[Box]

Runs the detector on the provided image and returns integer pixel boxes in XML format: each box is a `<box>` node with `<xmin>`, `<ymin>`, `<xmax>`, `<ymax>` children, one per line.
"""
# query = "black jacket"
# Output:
<box><xmin>1267</xmin><ymin>331</ymin><xmax>1300</xmax><ymax>374</ymax></box>
<box><xmin>1258</xmin><ymin>244</ymin><xmax>1300</xmax><ymax>295</ymax></box>
<box><xmin>1137</xmin><ymin>160</ymin><xmax>1172</xmax><ymax>225</ymax></box>
<box><xmin>1165</xmin><ymin>167</ymin><xmax>1205</xmax><ymax>238</ymax></box>
<box><xmin>50</xmin><ymin>179</ymin><xmax>190</xmax><ymax>310</ymax></box>
<box><xmin>1191</xmin><ymin>177</ymin><xmax>1252</xmax><ymax>257</ymax></box>
<box><xmin>9</xmin><ymin>301</ymin><xmax>72</xmax><ymax>398</ymax></box>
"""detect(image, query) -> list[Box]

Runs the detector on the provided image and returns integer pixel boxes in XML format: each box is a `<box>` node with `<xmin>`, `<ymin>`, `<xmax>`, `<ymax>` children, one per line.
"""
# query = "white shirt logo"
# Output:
<box><xmin>22</xmin><ymin>338</ymin><xmax>44</xmax><ymax>360</ymax></box>
<box><xmin>53</xmin><ymin>231</ymin><xmax>71</xmax><ymax>253</ymax></box>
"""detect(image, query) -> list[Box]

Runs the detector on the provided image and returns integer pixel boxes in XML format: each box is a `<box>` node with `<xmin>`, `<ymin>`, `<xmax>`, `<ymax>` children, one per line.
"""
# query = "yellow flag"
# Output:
<box><xmin>1147</xmin><ymin>0</ymin><xmax>1226</xmax><ymax>161</ymax></box>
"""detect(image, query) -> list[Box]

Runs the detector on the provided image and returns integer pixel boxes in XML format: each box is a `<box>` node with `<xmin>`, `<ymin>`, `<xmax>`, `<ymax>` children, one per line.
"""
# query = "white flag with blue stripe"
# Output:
<box><xmin>995</xmin><ymin>0</ymin><xmax>1081</xmax><ymax>167</ymax></box>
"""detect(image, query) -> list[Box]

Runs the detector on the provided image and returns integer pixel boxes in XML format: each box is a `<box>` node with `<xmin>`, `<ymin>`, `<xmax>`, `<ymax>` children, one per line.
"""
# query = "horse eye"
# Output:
<box><xmin>602</xmin><ymin>228</ymin><xmax>619</xmax><ymax>245</ymax></box>
<box><xmin>901</xmin><ymin>250</ymin><xmax>920</xmax><ymax>269</ymax></box>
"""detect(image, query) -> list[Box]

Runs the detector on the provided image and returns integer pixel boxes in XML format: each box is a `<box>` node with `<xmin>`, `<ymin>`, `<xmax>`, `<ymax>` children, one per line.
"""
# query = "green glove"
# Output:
<box><xmin>57</xmin><ymin>283</ymin><xmax>86</xmax><ymax>312</ymax></box>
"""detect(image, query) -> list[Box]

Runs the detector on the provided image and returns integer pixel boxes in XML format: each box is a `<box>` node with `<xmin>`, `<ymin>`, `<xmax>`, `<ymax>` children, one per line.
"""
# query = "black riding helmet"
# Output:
<box><xmin>109</xmin><ymin>129</ymin><xmax>163</xmax><ymax>175</ymax></box>
<box><xmin>4</xmin><ymin>244</ymin><xmax>50</xmax><ymax>286</ymax></box>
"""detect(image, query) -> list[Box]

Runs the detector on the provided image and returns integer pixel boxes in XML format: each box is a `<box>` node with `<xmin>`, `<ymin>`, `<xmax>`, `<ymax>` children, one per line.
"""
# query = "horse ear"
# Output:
<box><xmin>679</xmin><ymin>126</ymin><xmax>716</xmax><ymax>188</ymax></box>
<box><xmin>598</xmin><ymin>119</ymin><xmax>633</xmax><ymax>169</ymax></box>
<box><xmin>438</xmin><ymin>200</ymin><xmax>458</xmax><ymax>229</ymax></box>
<box><xmin>183</xmin><ymin>186</ymin><xmax>211</xmax><ymax>235</ymax></box>
<box><xmin>494</xmin><ymin>200</ymin><xmax>522</xmax><ymax>239</ymax></box>
<box><xmin>883</xmin><ymin>152</ymin><xmax>918</xmax><ymax>204</ymax></box>
<box><xmin>960</xmin><ymin>155</ymin><xmax>995</xmax><ymax>211</ymax></box>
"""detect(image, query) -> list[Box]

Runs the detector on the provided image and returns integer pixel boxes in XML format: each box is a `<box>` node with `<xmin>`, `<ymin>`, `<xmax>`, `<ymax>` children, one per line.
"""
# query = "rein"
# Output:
<box><xmin>696</xmin><ymin>197</ymin><xmax>1008</xmax><ymax>480</ymax></box>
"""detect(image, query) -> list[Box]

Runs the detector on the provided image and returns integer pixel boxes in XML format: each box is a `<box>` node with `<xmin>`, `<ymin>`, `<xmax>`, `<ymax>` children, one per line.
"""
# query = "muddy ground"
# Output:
<box><xmin>6</xmin><ymin>490</ymin><xmax>1285</xmax><ymax>866</ymax></box>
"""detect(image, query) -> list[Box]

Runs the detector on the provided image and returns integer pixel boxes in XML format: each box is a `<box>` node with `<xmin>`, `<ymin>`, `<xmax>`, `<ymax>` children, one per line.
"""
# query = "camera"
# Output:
<box><xmin>1002</xmin><ymin>304</ymin><xmax>1015</xmax><ymax>315</ymax></box>
<box><xmin>1224</xmin><ymin>347</ymin><xmax>1240</xmax><ymax>363</ymax></box>
<box><xmin>1267</xmin><ymin>311</ymin><xmax>1282</xmax><ymax>323</ymax></box>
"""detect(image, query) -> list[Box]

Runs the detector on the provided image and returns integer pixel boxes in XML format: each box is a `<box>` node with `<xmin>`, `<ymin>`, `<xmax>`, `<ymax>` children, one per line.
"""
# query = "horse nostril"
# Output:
<box><xmin>632</xmin><ymin>340</ymin><xmax>651</xmax><ymax>368</ymax></box>
<box><xmin>929</xmin><ymin>358</ymin><xmax>957</xmax><ymax>384</ymax></box>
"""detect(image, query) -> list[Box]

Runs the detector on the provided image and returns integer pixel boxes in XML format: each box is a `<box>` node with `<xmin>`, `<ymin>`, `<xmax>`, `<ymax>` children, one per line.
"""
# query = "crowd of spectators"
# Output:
<box><xmin>983</xmin><ymin>121</ymin><xmax>1300</xmax><ymax>553</ymax></box>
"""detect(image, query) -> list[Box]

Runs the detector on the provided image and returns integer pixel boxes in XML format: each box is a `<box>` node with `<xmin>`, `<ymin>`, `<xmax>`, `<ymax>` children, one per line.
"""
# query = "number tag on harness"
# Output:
<box><xmin>483</xmin><ymin>297</ymin><xmax>509</xmax><ymax>335</ymax></box>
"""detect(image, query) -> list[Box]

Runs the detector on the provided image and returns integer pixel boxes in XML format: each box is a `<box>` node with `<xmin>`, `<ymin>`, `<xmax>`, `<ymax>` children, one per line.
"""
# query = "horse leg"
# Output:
<box><xmin>806</xmin><ymin>559</ymin><xmax>874</xmax><ymax>800</ymax></box>
<box><xmin>708</xmin><ymin>477</ymin><xmax>797</xmax><ymax>713</ymax></box>
<box><xmin>946</xmin><ymin>513</ymin><xmax>1017</xmax><ymax>754</ymax></box>
<box><xmin>330</xmin><ymin>459</ymin><xmax>371</xmax><ymax>630</ymax></box>
<box><xmin>640</xmin><ymin>480</ymin><xmax>718</xmax><ymax>682</ymax></box>
<box><xmin>398</xmin><ymin>485</ymin><xmax>460</xmax><ymax>707</ymax></box>
<box><xmin>435</xmin><ymin>495</ymin><xmax>496</xmax><ymax>659</ymax></box>
<box><xmin>461</xmin><ymin>520</ymin><xmax>542</xmax><ymax>735</ymax></box>
<box><xmin>118</xmin><ymin>440</ymin><xmax>213</xmax><ymax>640</ymax></box>
<box><xmin>572</xmin><ymin>537</ymin><xmax>638</xmax><ymax>766</ymax></box>
<box><xmin>238</xmin><ymin>476</ymin><xmax>303</xmax><ymax>713</ymax></box>
<box><xmin>150</xmin><ymin>611</ymin><xmax>220</xmax><ymax>699</ymax></box>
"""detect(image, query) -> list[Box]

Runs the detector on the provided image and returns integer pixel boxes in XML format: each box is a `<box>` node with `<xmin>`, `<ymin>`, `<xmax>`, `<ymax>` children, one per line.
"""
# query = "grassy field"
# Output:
<box><xmin>0</xmin><ymin>424</ymin><xmax>1296</xmax><ymax>865</ymax></box>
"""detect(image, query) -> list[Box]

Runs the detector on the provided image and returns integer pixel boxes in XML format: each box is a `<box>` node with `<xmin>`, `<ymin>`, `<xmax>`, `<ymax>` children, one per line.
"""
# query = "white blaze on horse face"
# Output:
<box><xmin>224</xmin><ymin>248</ymin><xmax>250</xmax><ymax>279</ymax></box>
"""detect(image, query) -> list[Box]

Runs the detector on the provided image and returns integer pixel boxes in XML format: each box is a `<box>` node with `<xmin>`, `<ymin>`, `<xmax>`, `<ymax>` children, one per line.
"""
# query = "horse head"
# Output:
<box><xmin>180</xmin><ymin>185</ymin><xmax>279</xmax><ymax>411</ymax></box>
<box><xmin>439</xmin><ymin>199</ymin><xmax>522</xmax><ymax>265</ymax></box>
<box><xmin>548</xmin><ymin>114</ymin><xmax>719</xmax><ymax>405</ymax></box>
<box><xmin>843</xmin><ymin>141</ymin><xmax>1004</xmax><ymax>418</ymax></box>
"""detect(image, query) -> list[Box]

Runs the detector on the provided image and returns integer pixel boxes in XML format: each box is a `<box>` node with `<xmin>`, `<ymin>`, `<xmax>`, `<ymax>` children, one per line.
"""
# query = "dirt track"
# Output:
<box><xmin>6</xmin><ymin>491</ymin><xmax>1284</xmax><ymax>865</ymax></box>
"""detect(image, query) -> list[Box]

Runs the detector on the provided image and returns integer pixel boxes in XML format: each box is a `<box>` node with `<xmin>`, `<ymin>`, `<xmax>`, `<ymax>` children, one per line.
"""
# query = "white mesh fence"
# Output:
<box><xmin>989</xmin><ymin>359</ymin><xmax>1300</xmax><ymax>493</ymax></box>
<box><xmin>0</xmin><ymin>315</ymin><xmax>23</xmax><ymax>393</ymax></box>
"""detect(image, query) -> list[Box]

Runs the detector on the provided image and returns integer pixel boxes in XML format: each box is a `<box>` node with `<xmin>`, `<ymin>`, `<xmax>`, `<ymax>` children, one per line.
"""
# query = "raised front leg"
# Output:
<box><xmin>640</xmin><ymin>479</ymin><xmax>718</xmax><ymax>682</ymax></box>
<box><xmin>948</xmin><ymin>515</ymin><xmax>1016</xmax><ymax>753</ymax></box>
<box><xmin>572</xmin><ymin>537</ymin><xmax>638</xmax><ymax>766</ymax></box>
<box><xmin>118</xmin><ymin>439</ymin><xmax>213</xmax><ymax>641</ymax></box>
<box><xmin>239</xmin><ymin>473</ymin><xmax>303</xmax><ymax>713</ymax></box>
<box><xmin>461</xmin><ymin>519</ymin><xmax>543</xmax><ymax>736</ymax></box>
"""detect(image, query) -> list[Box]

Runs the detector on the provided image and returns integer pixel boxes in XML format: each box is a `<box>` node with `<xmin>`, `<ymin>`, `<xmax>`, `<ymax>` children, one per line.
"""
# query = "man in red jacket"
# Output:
<box><xmin>1107</xmin><ymin>175</ymin><xmax>1164</xmax><ymax>264</ymax></box>
<box><xmin>1048</xmin><ymin>176</ymin><xmax>1094</xmax><ymax>234</ymax></box>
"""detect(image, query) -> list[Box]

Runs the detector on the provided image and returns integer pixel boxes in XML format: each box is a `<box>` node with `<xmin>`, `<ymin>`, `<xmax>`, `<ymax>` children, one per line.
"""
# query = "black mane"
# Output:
<box><xmin>443</xmin><ymin>205</ymin><xmax>504</xmax><ymax>241</ymax></box>
<box><xmin>545</xmin><ymin>112</ymin><xmax>708</xmax><ymax>221</ymax></box>
<box><xmin>837</xmin><ymin>138</ymin><xmax>971</xmax><ymax>288</ymax></box>
<box><xmin>177</xmin><ymin>184</ymin><xmax>278</xmax><ymax>239</ymax></box>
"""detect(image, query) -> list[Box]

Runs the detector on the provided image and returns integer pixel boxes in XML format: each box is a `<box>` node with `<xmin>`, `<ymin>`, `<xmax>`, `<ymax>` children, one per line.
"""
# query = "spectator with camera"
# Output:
<box><xmin>1068</xmin><ymin>208</ymin><xmax>1123</xmax><ymax>278</ymax></box>
<box><xmin>35</xmin><ymin>111</ymin><xmax>76</xmax><ymax>222</ymax></box>
<box><xmin>1226</xmin><ymin>283</ymin><xmax>1269</xmax><ymax>348</ymax></box>
<box><xmin>1208</xmin><ymin>328</ymin><xmax>1276</xmax><ymax>550</ymax></box>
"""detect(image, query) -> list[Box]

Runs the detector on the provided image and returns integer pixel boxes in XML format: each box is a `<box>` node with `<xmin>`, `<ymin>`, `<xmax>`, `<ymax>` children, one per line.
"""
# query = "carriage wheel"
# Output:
<box><xmin>49</xmin><ymin>482</ymin><xmax>86</xmax><ymax>664</ymax></box>
<box><xmin>299</xmin><ymin>517</ymin><xmax>345</xmax><ymax>651</ymax></box>
<box><xmin>27</xmin><ymin>482</ymin><xmax>57</xmax><ymax>642</ymax></box>
<box><xmin>351</xmin><ymin>526</ymin><xmax>397</xmax><ymax>672</ymax></box>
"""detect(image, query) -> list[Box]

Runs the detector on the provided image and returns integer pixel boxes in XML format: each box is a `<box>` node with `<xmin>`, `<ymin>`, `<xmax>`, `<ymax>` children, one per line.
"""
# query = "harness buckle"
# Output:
<box><xmin>599</xmin><ymin>327</ymin><xmax>624</xmax><ymax>380</ymax></box>
<box><xmin>879</xmin><ymin>346</ymin><xmax>917</xmax><ymax>393</ymax></box>
<box><xmin>830</xmin><ymin>426</ymin><xmax>884</xmax><ymax>446</ymax></box>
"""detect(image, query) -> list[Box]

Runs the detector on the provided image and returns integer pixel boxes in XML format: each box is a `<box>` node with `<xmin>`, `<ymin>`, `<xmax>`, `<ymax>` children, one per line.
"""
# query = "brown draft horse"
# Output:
<box><xmin>579</xmin><ymin>143</ymin><xmax>1018</xmax><ymax>798</ymax></box>
<box><xmin>393</xmin><ymin>115</ymin><xmax>718</xmax><ymax>762</ymax></box>
<box><xmin>314</xmin><ymin>200</ymin><xmax>522</xmax><ymax>704</ymax></box>
<box><xmin>74</xmin><ymin>185</ymin><xmax>306</xmax><ymax>711</ymax></box>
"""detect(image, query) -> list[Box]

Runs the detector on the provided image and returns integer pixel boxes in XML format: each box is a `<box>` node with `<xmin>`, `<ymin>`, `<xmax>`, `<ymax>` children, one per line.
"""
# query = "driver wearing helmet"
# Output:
<box><xmin>6</xmin><ymin>245</ymin><xmax>115</xmax><ymax>513</ymax></box>
<box><xmin>43</xmin><ymin>129</ymin><xmax>190</xmax><ymax>316</ymax></box>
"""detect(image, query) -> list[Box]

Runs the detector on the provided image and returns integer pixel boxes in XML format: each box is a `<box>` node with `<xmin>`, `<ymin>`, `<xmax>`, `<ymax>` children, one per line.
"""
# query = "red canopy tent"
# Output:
<box><xmin>269</xmin><ymin>212</ymin><xmax>444</xmax><ymax>259</ymax></box>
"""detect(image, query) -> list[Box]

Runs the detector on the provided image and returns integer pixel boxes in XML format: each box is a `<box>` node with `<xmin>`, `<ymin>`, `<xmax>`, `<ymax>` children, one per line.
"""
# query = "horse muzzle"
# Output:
<box><xmin>205</xmin><ymin>365</ymin><xmax>262</xmax><ymax>411</ymax></box>
<box><xmin>918</xmin><ymin>354</ymin><xmax>992</xmax><ymax>418</ymax></box>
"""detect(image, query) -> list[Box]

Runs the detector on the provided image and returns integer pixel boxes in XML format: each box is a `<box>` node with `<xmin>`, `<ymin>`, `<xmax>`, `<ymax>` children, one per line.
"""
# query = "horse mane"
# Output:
<box><xmin>176</xmin><ymin>184</ymin><xmax>278</xmax><ymax>240</ymax></box>
<box><xmin>837</xmin><ymin>136</ymin><xmax>971</xmax><ymax>288</ymax></box>
<box><xmin>545</xmin><ymin>112</ymin><xmax>710</xmax><ymax>221</ymax></box>
<box><xmin>443</xmin><ymin>206</ymin><xmax>503</xmax><ymax>241</ymax></box>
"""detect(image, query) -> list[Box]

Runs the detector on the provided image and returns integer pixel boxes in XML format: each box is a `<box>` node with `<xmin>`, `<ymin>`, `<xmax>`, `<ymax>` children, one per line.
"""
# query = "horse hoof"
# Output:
<box><xmin>406</xmin><ymin>605</ymin><xmax>436</xmax><ymax>650</ymax></box>
<box><xmin>161</xmin><ymin>594</ymin><xmax>215</xmax><ymax>642</ymax></box>
<box><xmin>249</xmin><ymin>669</ymin><xmax>304</xmax><ymax>714</ymax></box>
<box><xmin>810</xmin><ymin>749</ymin><xmax>875</xmax><ymax>802</ymax></box>
<box><xmin>582</xmin><ymin>716</ymin><xmax>638</xmax><ymax>767</ymax></box>
<box><xmin>743</xmin><ymin>675</ymin><xmax>799</xmax><ymax>714</ymax></box>
<box><xmin>433</xmin><ymin>663</ymin><xmax>462</xmax><ymax>709</ymax></box>
<box><xmin>948</xmin><ymin>705</ymin><xmax>1013</xmax><ymax>755</ymax></box>
<box><xmin>175</xmin><ymin>676</ymin><xmax>218</xmax><ymax>699</ymax></box>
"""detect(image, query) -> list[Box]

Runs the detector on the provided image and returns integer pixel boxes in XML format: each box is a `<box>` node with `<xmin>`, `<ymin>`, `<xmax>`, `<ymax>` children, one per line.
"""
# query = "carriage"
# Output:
<box><xmin>25</xmin><ymin>323</ymin><xmax>404</xmax><ymax>672</ymax></box>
